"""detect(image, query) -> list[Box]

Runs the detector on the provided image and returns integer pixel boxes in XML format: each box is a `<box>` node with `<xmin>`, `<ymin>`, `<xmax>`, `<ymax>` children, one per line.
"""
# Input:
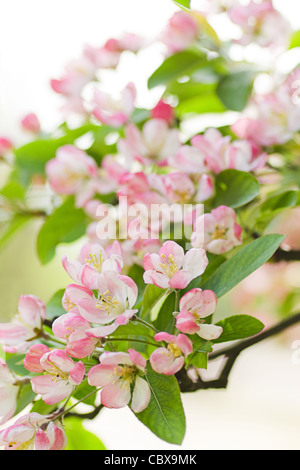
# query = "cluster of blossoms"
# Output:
<box><xmin>0</xmin><ymin>238</ymin><xmax>224</xmax><ymax>447</ymax></box>
<box><xmin>0</xmin><ymin>0</ymin><xmax>299</xmax><ymax>450</ymax></box>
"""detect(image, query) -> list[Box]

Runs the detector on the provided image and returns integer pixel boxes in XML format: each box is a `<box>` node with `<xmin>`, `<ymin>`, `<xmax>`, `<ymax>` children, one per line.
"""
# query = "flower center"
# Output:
<box><xmin>212</xmin><ymin>224</ymin><xmax>227</xmax><ymax>240</ymax></box>
<box><xmin>167</xmin><ymin>342</ymin><xmax>182</xmax><ymax>358</ymax></box>
<box><xmin>96</xmin><ymin>290</ymin><xmax>123</xmax><ymax>315</ymax></box>
<box><xmin>85</xmin><ymin>251</ymin><xmax>105</xmax><ymax>272</ymax></box>
<box><xmin>159</xmin><ymin>254</ymin><xmax>179</xmax><ymax>278</ymax></box>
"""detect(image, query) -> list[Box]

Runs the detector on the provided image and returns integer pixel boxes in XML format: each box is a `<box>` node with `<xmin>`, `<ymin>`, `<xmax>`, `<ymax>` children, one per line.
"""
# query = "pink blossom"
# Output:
<box><xmin>0</xmin><ymin>295</ymin><xmax>46</xmax><ymax>353</ymax></box>
<box><xmin>151</xmin><ymin>100</ymin><xmax>175</xmax><ymax>125</ymax></box>
<box><xmin>163</xmin><ymin>172</ymin><xmax>213</xmax><ymax>204</ymax></box>
<box><xmin>160</xmin><ymin>11</ymin><xmax>200</xmax><ymax>54</ymax></box>
<box><xmin>176</xmin><ymin>288</ymin><xmax>222</xmax><ymax>340</ymax></box>
<box><xmin>192</xmin><ymin>128</ymin><xmax>266</xmax><ymax>173</ymax></box>
<box><xmin>78</xmin><ymin>270</ymin><xmax>138</xmax><ymax>337</ymax></box>
<box><xmin>143</xmin><ymin>241</ymin><xmax>209</xmax><ymax>290</ymax></box>
<box><xmin>0</xmin><ymin>413</ymin><xmax>67</xmax><ymax>450</ymax></box>
<box><xmin>51</xmin><ymin>56</ymin><xmax>96</xmax><ymax>98</ymax></box>
<box><xmin>150</xmin><ymin>332</ymin><xmax>193</xmax><ymax>375</ymax></box>
<box><xmin>228</xmin><ymin>1</ymin><xmax>292</xmax><ymax>49</ymax></box>
<box><xmin>52</xmin><ymin>309</ymin><xmax>99</xmax><ymax>359</ymax></box>
<box><xmin>169</xmin><ymin>144</ymin><xmax>209</xmax><ymax>175</ymax></box>
<box><xmin>46</xmin><ymin>145</ymin><xmax>99</xmax><ymax>205</ymax></box>
<box><xmin>30</xmin><ymin>349</ymin><xmax>85</xmax><ymax>405</ymax></box>
<box><xmin>21</xmin><ymin>113</ymin><xmax>41</xmax><ymax>133</ymax></box>
<box><xmin>93</xmin><ymin>82</ymin><xmax>136</xmax><ymax>127</ymax></box>
<box><xmin>192</xmin><ymin>205</ymin><xmax>242</xmax><ymax>255</ymax></box>
<box><xmin>0</xmin><ymin>137</ymin><xmax>13</xmax><ymax>156</ymax></box>
<box><xmin>24</xmin><ymin>344</ymin><xmax>51</xmax><ymax>373</ymax></box>
<box><xmin>231</xmin><ymin>86</ymin><xmax>300</xmax><ymax>147</ymax></box>
<box><xmin>117</xmin><ymin>119</ymin><xmax>180</xmax><ymax>165</ymax></box>
<box><xmin>62</xmin><ymin>242</ymin><xmax>124</xmax><ymax>288</ymax></box>
<box><xmin>0</xmin><ymin>359</ymin><xmax>19</xmax><ymax>424</ymax></box>
<box><xmin>88</xmin><ymin>349</ymin><xmax>150</xmax><ymax>412</ymax></box>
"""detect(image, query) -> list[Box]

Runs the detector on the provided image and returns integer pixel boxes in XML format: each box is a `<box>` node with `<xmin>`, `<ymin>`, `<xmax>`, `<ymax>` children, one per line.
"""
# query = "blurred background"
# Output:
<box><xmin>1</xmin><ymin>0</ymin><xmax>300</xmax><ymax>450</ymax></box>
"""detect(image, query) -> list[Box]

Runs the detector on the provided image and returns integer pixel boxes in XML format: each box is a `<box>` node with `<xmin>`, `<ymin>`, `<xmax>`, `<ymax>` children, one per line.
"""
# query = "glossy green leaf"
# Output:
<box><xmin>135</xmin><ymin>364</ymin><xmax>186</xmax><ymax>445</ymax></box>
<box><xmin>148</xmin><ymin>51</ymin><xmax>207</xmax><ymax>89</ymax></box>
<box><xmin>177</xmin><ymin>92</ymin><xmax>225</xmax><ymax>116</ymax></box>
<box><xmin>174</xmin><ymin>0</ymin><xmax>190</xmax><ymax>8</ymax></box>
<box><xmin>15</xmin><ymin>384</ymin><xmax>36</xmax><ymax>416</ymax></box>
<box><xmin>37</xmin><ymin>198</ymin><xmax>87</xmax><ymax>264</ymax></box>
<box><xmin>289</xmin><ymin>30</ymin><xmax>300</xmax><ymax>49</ymax></box>
<box><xmin>214</xmin><ymin>169</ymin><xmax>260</xmax><ymax>209</ymax></box>
<box><xmin>65</xmin><ymin>417</ymin><xmax>106</xmax><ymax>450</ymax></box>
<box><xmin>214</xmin><ymin>315</ymin><xmax>264</xmax><ymax>343</ymax></box>
<box><xmin>201</xmin><ymin>234</ymin><xmax>285</xmax><ymax>298</ymax></box>
<box><xmin>217</xmin><ymin>71</ymin><xmax>254</xmax><ymax>111</ymax></box>
<box><xmin>140</xmin><ymin>284</ymin><xmax>168</xmax><ymax>321</ymax></box>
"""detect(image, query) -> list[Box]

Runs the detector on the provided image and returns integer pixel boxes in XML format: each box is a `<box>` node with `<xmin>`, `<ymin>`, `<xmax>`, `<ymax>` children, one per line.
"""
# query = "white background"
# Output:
<box><xmin>1</xmin><ymin>0</ymin><xmax>300</xmax><ymax>451</ymax></box>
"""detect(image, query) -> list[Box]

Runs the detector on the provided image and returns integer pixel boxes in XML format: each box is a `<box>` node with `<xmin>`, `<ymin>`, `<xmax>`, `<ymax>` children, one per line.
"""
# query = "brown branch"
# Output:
<box><xmin>177</xmin><ymin>312</ymin><xmax>300</xmax><ymax>393</ymax></box>
<box><xmin>272</xmin><ymin>248</ymin><xmax>300</xmax><ymax>263</ymax></box>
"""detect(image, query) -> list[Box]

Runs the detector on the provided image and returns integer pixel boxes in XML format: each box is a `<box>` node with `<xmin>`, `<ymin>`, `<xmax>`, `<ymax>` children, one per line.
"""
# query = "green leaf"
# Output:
<box><xmin>73</xmin><ymin>380</ymin><xmax>98</xmax><ymax>406</ymax></box>
<box><xmin>0</xmin><ymin>181</ymin><xmax>25</xmax><ymax>200</ymax></box>
<box><xmin>30</xmin><ymin>399</ymin><xmax>57</xmax><ymax>415</ymax></box>
<box><xmin>201</xmin><ymin>234</ymin><xmax>285</xmax><ymax>298</ymax></box>
<box><xmin>214</xmin><ymin>315</ymin><xmax>264</xmax><ymax>343</ymax></box>
<box><xmin>177</xmin><ymin>92</ymin><xmax>225</xmax><ymax>116</ymax></box>
<box><xmin>37</xmin><ymin>198</ymin><xmax>87</xmax><ymax>264</ymax></box>
<box><xmin>0</xmin><ymin>215</ymin><xmax>31</xmax><ymax>251</ymax></box>
<box><xmin>153</xmin><ymin>292</ymin><xmax>176</xmax><ymax>333</ymax></box>
<box><xmin>5</xmin><ymin>353</ymin><xmax>29</xmax><ymax>377</ymax></box>
<box><xmin>148</xmin><ymin>51</ymin><xmax>207</xmax><ymax>89</ymax></box>
<box><xmin>65</xmin><ymin>417</ymin><xmax>106</xmax><ymax>450</ymax></box>
<box><xmin>217</xmin><ymin>71</ymin><xmax>254</xmax><ymax>111</ymax></box>
<box><xmin>260</xmin><ymin>190</ymin><xmax>299</xmax><ymax>214</ymax></box>
<box><xmin>214</xmin><ymin>169</ymin><xmax>260</xmax><ymax>209</ymax></box>
<box><xmin>289</xmin><ymin>30</ymin><xmax>300</xmax><ymax>49</ymax></box>
<box><xmin>173</xmin><ymin>0</ymin><xmax>190</xmax><ymax>8</ymax></box>
<box><xmin>15</xmin><ymin>384</ymin><xmax>36</xmax><ymax>416</ymax></box>
<box><xmin>135</xmin><ymin>364</ymin><xmax>186</xmax><ymax>445</ymax></box>
<box><xmin>46</xmin><ymin>289</ymin><xmax>66</xmax><ymax>320</ymax></box>
<box><xmin>140</xmin><ymin>284</ymin><xmax>167</xmax><ymax>321</ymax></box>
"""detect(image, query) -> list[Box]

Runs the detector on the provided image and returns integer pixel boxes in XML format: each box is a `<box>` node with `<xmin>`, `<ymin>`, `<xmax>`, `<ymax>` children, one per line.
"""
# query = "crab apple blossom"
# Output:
<box><xmin>0</xmin><ymin>413</ymin><xmax>67</xmax><ymax>451</ymax></box>
<box><xmin>191</xmin><ymin>205</ymin><xmax>242</xmax><ymax>255</ymax></box>
<box><xmin>92</xmin><ymin>82</ymin><xmax>136</xmax><ymax>127</ymax></box>
<box><xmin>231</xmin><ymin>86</ymin><xmax>300</xmax><ymax>147</ymax></box>
<box><xmin>143</xmin><ymin>240</ymin><xmax>209</xmax><ymax>290</ymax></box>
<box><xmin>45</xmin><ymin>145</ymin><xmax>101</xmax><ymax>205</ymax></box>
<box><xmin>169</xmin><ymin>144</ymin><xmax>209</xmax><ymax>175</ymax></box>
<box><xmin>77</xmin><ymin>270</ymin><xmax>138</xmax><ymax>337</ymax></box>
<box><xmin>228</xmin><ymin>0</ymin><xmax>292</xmax><ymax>49</ymax></box>
<box><xmin>191</xmin><ymin>128</ymin><xmax>266</xmax><ymax>174</ymax></box>
<box><xmin>88</xmin><ymin>349</ymin><xmax>150</xmax><ymax>412</ymax></box>
<box><xmin>21</xmin><ymin>113</ymin><xmax>41</xmax><ymax>133</ymax></box>
<box><xmin>176</xmin><ymin>288</ymin><xmax>223</xmax><ymax>340</ymax></box>
<box><xmin>52</xmin><ymin>310</ymin><xmax>99</xmax><ymax>359</ymax></box>
<box><xmin>163</xmin><ymin>172</ymin><xmax>214</xmax><ymax>205</ymax></box>
<box><xmin>0</xmin><ymin>359</ymin><xmax>19</xmax><ymax>425</ymax></box>
<box><xmin>24</xmin><ymin>344</ymin><xmax>51</xmax><ymax>373</ymax></box>
<box><xmin>0</xmin><ymin>137</ymin><xmax>13</xmax><ymax>156</ymax></box>
<box><xmin>0</xmin><ymin>295</ymin><xmax>46</xmax><ymax>353</ymax></box>
<box><xmin>62</xmin><ymin>241</ymin><xmax>124</xmax><ymax>289</ymax></box>
<box><xmin>160</xmin><ymin>11</ymin><xmax>200</xmax><ymax>54</ymax></box>
<box><xmin>51</xmin><ymin>56</ymin><xmax>96</xmax><ymax>99</ymax></box>
<box><xmin>117</xmin><ymin>119</ymin><xmax>180</xmax><ymax>166</ymax></box>
<box><xmin>150</xmin><ymin>100</ymin><xmax>175</xmax><ymax>125</ymax></box>
<box><xmin>30</xmin><ymin>349</ymin><xmax>85</xmax><ymax>405</ymax></box>
<box><xmin>150</xmin><ymin>332</ymin><xmax>193</xmax><ymax>375</ymax></box>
